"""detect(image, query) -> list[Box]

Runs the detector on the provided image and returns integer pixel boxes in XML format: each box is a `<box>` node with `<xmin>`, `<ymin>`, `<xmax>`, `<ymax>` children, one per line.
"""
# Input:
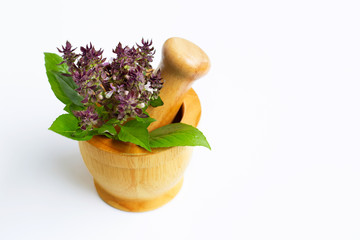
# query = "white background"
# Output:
<box><xmin>1</xmin><ymin>0</ymin><xmax>360</xmax><ymax>239</ymax></box>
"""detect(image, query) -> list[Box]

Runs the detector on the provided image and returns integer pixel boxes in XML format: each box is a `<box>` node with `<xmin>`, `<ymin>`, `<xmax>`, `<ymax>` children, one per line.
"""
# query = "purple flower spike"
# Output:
<box><xmin>73</xmin><ymin>106</ymin><xmax>99</xmax><ymax>130</ymax></box>
<box><xmin>57</xmin><ymin>41</ymin><xmax>78</xmax><ymax>69</ymax></box>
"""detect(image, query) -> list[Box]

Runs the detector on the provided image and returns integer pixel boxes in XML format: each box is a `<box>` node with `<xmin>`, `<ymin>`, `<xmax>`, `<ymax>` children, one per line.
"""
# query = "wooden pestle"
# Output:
<box><xmin>147</xmin><ymin>37</ymin><xmax>210</xmax><ymax>131</ymax></box>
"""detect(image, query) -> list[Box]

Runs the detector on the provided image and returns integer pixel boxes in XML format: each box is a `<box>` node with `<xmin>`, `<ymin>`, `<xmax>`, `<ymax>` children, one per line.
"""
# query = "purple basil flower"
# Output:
<box><xmin>73</xmin><ymin>106</ymin><xmax>99</xmax><ymax>130</ymax></box>
<box><xmin>57</xmin><ymin>41</ymin><xmax>78</xmax><ymax>70</ymax></box>
<box><xmin>58</xmin><ymin>39</ymin><xmax>163</xmax><ymax>129</ymax></box>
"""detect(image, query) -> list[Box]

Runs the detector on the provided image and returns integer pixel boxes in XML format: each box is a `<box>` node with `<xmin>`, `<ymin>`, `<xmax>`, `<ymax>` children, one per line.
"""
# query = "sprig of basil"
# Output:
<box><xmin>45</xmin><ymin>52</ymin><xmax>211</xmax><ymax>151</ymax></box>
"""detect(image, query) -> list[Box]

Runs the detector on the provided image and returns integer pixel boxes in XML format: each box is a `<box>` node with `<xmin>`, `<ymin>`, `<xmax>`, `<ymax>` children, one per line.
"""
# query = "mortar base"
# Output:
<box><xmin>94</xmin><ymin>178</ymin><xmax>184</xmax><ymax>212</ymax></box>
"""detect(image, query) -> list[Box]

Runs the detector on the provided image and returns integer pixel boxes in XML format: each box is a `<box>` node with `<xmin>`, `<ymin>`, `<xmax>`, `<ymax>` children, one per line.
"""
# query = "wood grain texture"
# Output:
<box><xmin>78</xmin><ymin>88</ymin><xmax>201</xmax><ymax>212</ymax></box>
<box><xmin>147</xmin><ymin>37</ymin><xmax>210</xmax><ymax>131</ymax></box>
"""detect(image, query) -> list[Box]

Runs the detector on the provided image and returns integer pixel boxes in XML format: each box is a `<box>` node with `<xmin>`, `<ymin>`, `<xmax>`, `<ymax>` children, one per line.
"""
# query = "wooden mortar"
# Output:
<box><xmin>79</xmin><ymin>88</ymin><xmax>201</xmax><ymax>212</ymax></box>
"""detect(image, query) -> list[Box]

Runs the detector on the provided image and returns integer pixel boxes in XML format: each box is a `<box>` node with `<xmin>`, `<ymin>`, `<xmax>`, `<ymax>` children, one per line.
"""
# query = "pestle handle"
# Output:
<box><xmin>147</xmin><ymin>37</ymin><xmax>210</xmax><ymax>131</ymax></box>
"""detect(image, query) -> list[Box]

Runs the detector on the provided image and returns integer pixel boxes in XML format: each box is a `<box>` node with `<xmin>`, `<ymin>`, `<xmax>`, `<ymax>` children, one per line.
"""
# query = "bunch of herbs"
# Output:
<box><xmin>45</xmin><ymin>40</ymin><xmax>210</xmax><ymax>151</ymax></box>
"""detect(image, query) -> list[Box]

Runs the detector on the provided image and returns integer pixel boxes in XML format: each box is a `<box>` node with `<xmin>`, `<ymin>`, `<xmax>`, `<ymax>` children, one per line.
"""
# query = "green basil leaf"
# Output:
<box><xmin>149</xmin><ymin>123</ymin><xmax>211</xmax><ymax>149</ymax></box>
<box><xmin>106</xmin><ymin>118</ymin><xmax>121</xmax><ymax>125</ymax></box>
<box><xmin>117</xmin><ymin>119</ymin><xmax>152</xmax><ymax>151</ymax></box>
<box><xmin>63</xmin><ymin>103</ymin><xmax>85</xmax><ymax>114</ymax></box>
<box><xmin>44</xmin><ymin>52</ymin><xmax>69</xmax><ymax>74</ymax></box>
<box><xmin>49</xmin><ymin>114</ymin><xmax>92</xmax><ymax>141</ymax></box>
<box><xmin>134</xmin><ymin>116</ymin><xmax>156</xmax><ymax>124</ymax></box>
<box><xmin>149</xmin><ymin>96</ymin><xmax>164</xmax><ymax>107</ymax></box>
<box><xmin>51</xmin><ymin>71</ymin><xmax>83</xmax><ymax>106</ymax></box>
<box><xmin>44</xmin><ymin>52</ymin><xmax>83</xmax><ymax>106</ymax></box>
<box><xmin>45</xmin><ymin>53</ymin><xmax>71</xmax><ymax>105</ymax></box>
<box><xmin>55</xmin><ymin>71</ymin><xmax>78</xmax><ymax>89</ymax></box>
<box><xmin>46</xmin><ymin>71</ymin><xmax>72</xmax><ymax>105</ymax></box>
<box><xmin>96</xmin><ymin>123</ymin><xmax>117</xmax><ymax>137</ymax></box>
<box><xmin>72</xmin><ymin>129</ymin><xmax>94</xmax><ymax>140</ymax></box>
